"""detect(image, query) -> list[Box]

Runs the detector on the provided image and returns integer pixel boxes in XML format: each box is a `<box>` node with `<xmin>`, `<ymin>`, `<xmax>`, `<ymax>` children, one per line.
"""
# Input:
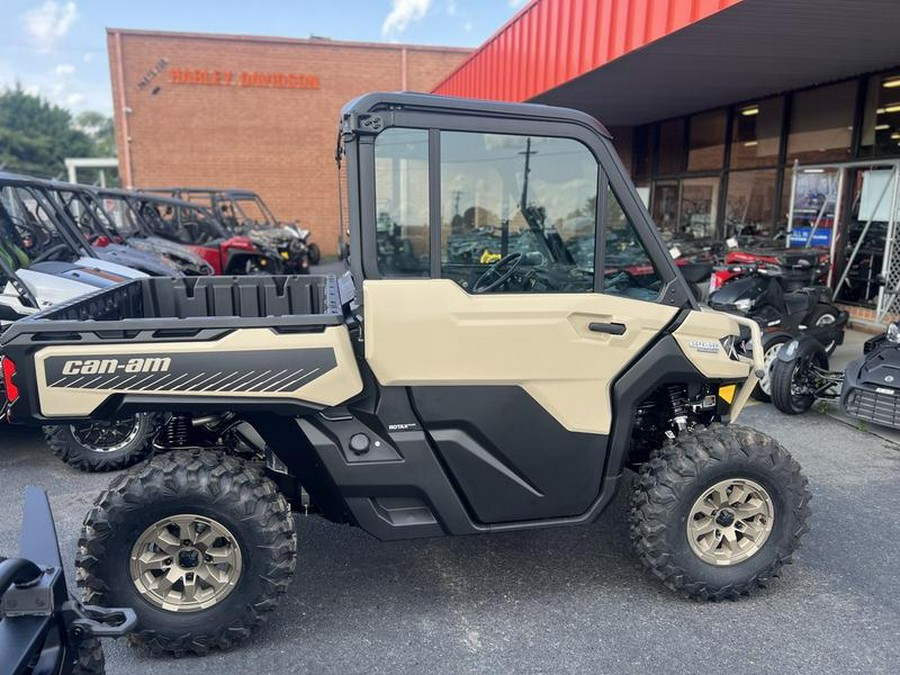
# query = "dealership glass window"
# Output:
<box><xmin>859</xmin><ymin>70</ymin><xmax>900</xmax><ymax>158</ymax></box>
<box><xmin>786</xmin><ymin>81</ymin><xmax>856</xmax><ymax>164</ymax></box>
<box><xmin>373</xmin><ymin>128</ymin><xmax>430</xmax><ymax>277</ymax></box>
<box><xmin>656</xmin><ymin>118</ymin><xmax>686</xmax><ymax>175</ymax></box>
<box><xmin>679</xmin><ymin>177</ymin><xmax>719</xmax><ymax>239</ymax></box>
<box><xmin>604</xmin><ymin>184</ymin><xmax>662</xmax><ymax>301</ymax></box>
<box><xmin>731</xmin><ymin>97</ymin><xmax>785</xmax><ymax>170</ymax></box>
<box><xmin>439</xmin><ymin>131</ymin><xmax>598</xmax><ymax>293</ymax></box>
<box><xmin>651</xmin><ymin>181</ymin><xmax>679</xmax><ymax>236</ymax></box>
<box><xmin>786</xmin><ymin>167</ymin><xmax>841</xmax><ymax>248</ymax></box>
<box><xmin>724</xmin><ymin>169</ymin><xmax>778</xmax><ymax>238</ymax></box>
<box><xmin>687</xmin><ymin>109</ymin><xmax>727</xmax><ymax>172</ymax></box>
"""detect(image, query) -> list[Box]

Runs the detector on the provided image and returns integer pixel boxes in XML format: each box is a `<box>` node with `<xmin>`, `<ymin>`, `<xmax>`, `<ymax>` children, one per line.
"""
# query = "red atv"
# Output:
<box><xmin>117</xmin><ymin>191</ymin><xmax>284</xmax><ymax>275</ymax></box>
<box><xmin>709</xmin><ymin>247</ymin><xmax>830</xmax><ymax>295</ymax></box>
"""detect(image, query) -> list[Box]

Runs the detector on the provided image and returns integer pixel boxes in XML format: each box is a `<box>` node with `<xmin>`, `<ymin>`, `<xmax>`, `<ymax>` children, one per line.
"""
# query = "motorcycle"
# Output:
<box><xmin>708</xmin><ymin>255</ymin><xmax>847</xmax><ymax>402</ymax></box>
<box><xmin>771</xmin><ymin>321</ymin><xmax>900</xmax><ymax>430</ymax></box>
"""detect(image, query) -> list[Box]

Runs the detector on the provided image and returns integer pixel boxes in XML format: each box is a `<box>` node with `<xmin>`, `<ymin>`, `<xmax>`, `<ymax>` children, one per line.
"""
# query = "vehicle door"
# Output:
<box><xmin>359</xmin><ymin>114</ymin><xmax>690</xmax><ymax>524</ymax></box>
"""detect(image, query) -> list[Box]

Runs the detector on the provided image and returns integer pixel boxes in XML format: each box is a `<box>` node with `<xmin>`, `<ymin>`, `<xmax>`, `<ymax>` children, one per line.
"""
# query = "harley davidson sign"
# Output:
<box><xmin>168</xmin><ymin>67</ymin><xmax>320</xmax><ymax>90</ymax></box>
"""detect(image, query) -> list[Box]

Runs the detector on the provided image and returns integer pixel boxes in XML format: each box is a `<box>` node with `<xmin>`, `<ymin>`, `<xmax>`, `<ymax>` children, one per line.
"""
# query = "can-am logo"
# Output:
<box><xmin>60</xmin><ymin>357</ymin><xmax>172</xmax><ymax>376</ymax></box>
<box><xmin>689</xmin><ymin>340</ymin><xmax>720</xmax><ymax>354</ymax></box>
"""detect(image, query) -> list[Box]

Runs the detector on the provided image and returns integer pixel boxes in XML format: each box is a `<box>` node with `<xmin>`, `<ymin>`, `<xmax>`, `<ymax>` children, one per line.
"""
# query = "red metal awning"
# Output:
<box><xmin>434</xmin><ymin>0</ymin><xmax>900</xmax><ymax>127</ymax></box>
<box><xmin>433</xmin><ymin>0</ymin><xmax>743</xmax><ymax>103</ymax></box>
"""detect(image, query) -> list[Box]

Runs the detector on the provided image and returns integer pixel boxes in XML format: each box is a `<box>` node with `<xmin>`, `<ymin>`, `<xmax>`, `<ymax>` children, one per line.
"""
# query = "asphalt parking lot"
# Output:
<box><xmin>1</xmin><ymin>320</ymin><xmax>899</xmax><ymax>673</ymax></box>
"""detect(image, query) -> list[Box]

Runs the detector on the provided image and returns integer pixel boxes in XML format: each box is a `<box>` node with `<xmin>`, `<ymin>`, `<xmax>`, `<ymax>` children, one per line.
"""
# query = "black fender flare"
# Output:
<box><xmin>776</xmin><ymin>334</ymin><xmax>827</xmax><ymax>365</ymax></box>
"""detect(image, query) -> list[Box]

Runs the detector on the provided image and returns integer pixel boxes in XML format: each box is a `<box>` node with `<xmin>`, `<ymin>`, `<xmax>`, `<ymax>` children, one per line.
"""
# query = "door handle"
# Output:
<box><xmin>588</xmin><ymin>322</ymin><xmax>626</xmax><ymax>336</ymax></box>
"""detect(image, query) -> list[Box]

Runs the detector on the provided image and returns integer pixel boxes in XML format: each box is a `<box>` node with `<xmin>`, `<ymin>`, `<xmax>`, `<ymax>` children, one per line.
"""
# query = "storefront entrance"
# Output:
<box><xmin>788</xmin><ymin>160</ymin><xmax>900</xmax><ymax>323</ymax></box>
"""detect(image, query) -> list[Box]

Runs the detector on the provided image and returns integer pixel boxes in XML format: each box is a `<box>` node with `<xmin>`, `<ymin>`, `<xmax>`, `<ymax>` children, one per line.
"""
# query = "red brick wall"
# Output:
<box><xmin>108</xmin><ymin>30</ymin><xmax>470</xmax><ymax>256</ymax></box>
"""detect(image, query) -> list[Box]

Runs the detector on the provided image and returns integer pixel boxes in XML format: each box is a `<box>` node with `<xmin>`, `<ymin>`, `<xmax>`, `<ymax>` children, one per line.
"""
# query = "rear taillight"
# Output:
<box><xmin>2</xmin><ymin>357</ymin><xmax>18</xmax><ymax>404</ymax></box>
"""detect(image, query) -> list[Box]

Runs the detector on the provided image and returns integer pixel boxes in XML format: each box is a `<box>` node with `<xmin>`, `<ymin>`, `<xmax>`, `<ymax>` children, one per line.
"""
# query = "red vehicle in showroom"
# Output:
<box><xmin>99</xmin><ymin>189</ymin><xmax>284</xmax><ymax>275</ymax></box>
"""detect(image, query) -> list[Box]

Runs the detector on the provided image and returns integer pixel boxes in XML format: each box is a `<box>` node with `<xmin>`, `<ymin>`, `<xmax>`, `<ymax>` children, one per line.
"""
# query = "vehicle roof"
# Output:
<box><xmin>0</xmin><ymin>171</ymin><xmax>69</xmax><ymax>189</ymax></box>
<box><xmin>142</xmin><ymin>187</ymin><xmax>261</xmax><ymax>199</ymax></box>
<box><xmin>341</xmin><ymin>92</ymin><xmax>613</xmax><ymax>139</ymax></box>
<box><xmin>91</xmin><ymin>186</ymin><xmax>216</xmax><ymax>212</ymax></box>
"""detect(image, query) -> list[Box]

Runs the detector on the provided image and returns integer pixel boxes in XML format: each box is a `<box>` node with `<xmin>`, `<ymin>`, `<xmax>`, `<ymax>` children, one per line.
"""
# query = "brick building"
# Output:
<box><xmin>107</xmin><ymin>29</ymin><xmax>470</xmax><ymax>255</ymax></box>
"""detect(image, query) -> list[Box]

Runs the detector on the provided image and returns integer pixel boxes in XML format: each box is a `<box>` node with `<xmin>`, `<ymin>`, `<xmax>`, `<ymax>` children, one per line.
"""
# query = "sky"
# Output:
<box><xmin>0</xmin><ymin>0</ymin><xmax>529</xmax><ymax>116</ymax></box>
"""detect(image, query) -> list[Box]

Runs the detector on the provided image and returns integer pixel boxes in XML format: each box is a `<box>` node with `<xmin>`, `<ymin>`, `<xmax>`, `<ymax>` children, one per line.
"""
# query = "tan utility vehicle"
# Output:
<box><xmin>0</xmin><ymin>93</ymin><xmax>810</xmax><ymax>656</ymax></box>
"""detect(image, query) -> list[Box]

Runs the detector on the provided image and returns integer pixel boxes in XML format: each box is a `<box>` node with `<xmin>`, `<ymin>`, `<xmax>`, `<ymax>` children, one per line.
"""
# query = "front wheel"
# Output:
<box><xmin>751</xmin><ymin>332</ymin><xmax>793</xmax><ymax>403</ymax></box>
<box><xmin>307</xmin><ymin>242</ymin><xmax>321</xmax><ymax>265</ymax></box>
<box><xmin>77</xmin><ymin>450</ymin><xmax>296</xmax><ymax>656</ymax></box>
<box><xmin>44</xmin><ymin>414</ymin><xmax>157</xmax><ymax>472</ymax></box>
<box><xmin>770</xmin><ymin>338</ymin><xmax>828</xmax><ymax>415</ymax></box>
<box><xmin>630</xmin><ymin>424</ymin><xmax>810</xmax><ymax>600</ymax></box>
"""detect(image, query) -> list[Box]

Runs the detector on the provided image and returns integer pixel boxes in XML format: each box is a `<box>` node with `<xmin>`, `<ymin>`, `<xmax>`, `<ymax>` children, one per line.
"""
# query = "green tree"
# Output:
<box><xmin>75</xmin><ymin>110</ymin><xmax>117</xmax><ymax>157</ymax></box>
<box><xmin>0</xmin><ymin>85</ymin><xmax>112</xmax><ymax>179</ymax></box>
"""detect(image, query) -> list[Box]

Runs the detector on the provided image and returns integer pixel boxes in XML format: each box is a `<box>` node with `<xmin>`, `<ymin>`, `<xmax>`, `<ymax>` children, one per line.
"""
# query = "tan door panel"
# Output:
<box><xmin>364</xmin><ymin>279</ymin><xmax>678</xmax><ymax>435</ymax></box>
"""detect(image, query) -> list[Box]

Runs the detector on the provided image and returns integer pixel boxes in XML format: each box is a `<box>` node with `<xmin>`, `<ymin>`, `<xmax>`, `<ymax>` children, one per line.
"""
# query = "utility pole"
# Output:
<box><xmin>519</xmin><ymin>138</ymin><xmax>537</xmax><ymax>213</ymax></box>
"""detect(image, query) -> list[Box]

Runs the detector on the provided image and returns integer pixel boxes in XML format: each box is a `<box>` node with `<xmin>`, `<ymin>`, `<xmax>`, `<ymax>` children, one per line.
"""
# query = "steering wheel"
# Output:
<box><xmin>31</xmin><ymin>243</ymin><xmax>71</xmax><ymax>264</ymax></box>
<box><xmin>473</xmin><ymin>252</ymin><xmax>523</xmax><ymax>294</ymax></box>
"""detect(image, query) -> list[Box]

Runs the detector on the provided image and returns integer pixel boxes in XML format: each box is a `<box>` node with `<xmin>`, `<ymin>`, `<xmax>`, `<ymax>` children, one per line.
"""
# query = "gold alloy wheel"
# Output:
<box><xmin>686</xmin><ymin>478</ymin><xmax>774</xmax><ymax>566</ymax></box>
<box><xmin>129</xmin><ymin>514</ymin><xmax>243</xmax><ymax>612</ymax></box>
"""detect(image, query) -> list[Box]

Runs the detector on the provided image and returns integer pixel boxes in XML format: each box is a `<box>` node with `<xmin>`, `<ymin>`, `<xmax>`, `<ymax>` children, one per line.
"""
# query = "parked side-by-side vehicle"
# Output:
<box><xmin>0</xmin><ymin>93</ymin><xmax>810</xmax><ymax>657</ymax></box>
<box><xmin>146</xmin><ymin>187</ymin><xmax>316</xmax><ymax>271</ymax></box>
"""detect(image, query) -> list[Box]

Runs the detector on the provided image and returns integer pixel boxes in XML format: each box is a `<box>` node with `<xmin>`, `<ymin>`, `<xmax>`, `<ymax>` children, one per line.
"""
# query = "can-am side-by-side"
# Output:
<box><xmin>103</xmin><ymin>190</ymin><xmax>284</xmax><ymax>275</ymax></box>
<box><xmin>146</xmin><ymin>187</ymin><xmax>316</xmax><ymax>270</ymax></box>
<box><xmin>0</xmin><ymin>181</ymin><xmax>161</xmax><ymax>471</ymax></box>
<box><xmin>0</xmin><ymin>93</ymin><xmax>810</xmax><ymax>656</ymax></box>
<box><xmin>53</xmin><ymin>183</ymin><xmax>214</xmax><ymax>277</ymax></box>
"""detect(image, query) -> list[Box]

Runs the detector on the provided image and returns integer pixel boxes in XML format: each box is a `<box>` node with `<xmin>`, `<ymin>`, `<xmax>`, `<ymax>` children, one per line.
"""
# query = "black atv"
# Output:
<box><xmin>0</xmin><ymin>487</ymin><xmax>134</xmax><ymax>673</ymax></box>
<box><xmin>770</xmin><ymin>322</ymin><xmax>900</xmax><ymax>429</ymax></box>
<box><xmin>708</xmin><ymin>255</ymin><xmax>847</xmax><ymax>402</ymax></box>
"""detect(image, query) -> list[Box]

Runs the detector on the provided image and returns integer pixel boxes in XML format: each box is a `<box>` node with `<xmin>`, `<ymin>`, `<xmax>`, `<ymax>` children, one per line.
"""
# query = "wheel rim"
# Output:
<box><xmin>70</xmin><ymin>416</ymin><xmax>141</xmax><ymax>453</ymax></box>
<box><xmin>130</xmin><ymin>514</ymin><xmax>243</xmax><ymax>612</ymax></box>
<box><xmin>686</xmin><ymin>478</ymin><xmax>775</xmax><ymax>566</ymax></box>
<box><xmin>759</xmin><ymin>342</ymin><xmax>785</xmax><ymax>395</ymax></box>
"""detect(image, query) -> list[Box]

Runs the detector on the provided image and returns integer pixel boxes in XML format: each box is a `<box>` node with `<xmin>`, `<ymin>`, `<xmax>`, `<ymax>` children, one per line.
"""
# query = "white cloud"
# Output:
<box><xmin>65</xmin><ymin>92</ymin><xmax>84</xmax><ymax>107</ymax></box>
<box><xmin>55</xmin><ymin>63</ymin><xmax>75</xmax><ymax>77</ymax></box>
<box><xmin>22</xmin><ymin>1</ymin><xmax>79</xmax><ymax>52</ymax></box>
<box><xmin>463</xmin><ymin>20</ymin><xmax>473</xmax><ymax>32</ymax></box>
<box><xmin>382</xmin><ymin>0</ymin><xmax>431</xmax><ymax>39</ymax></box>
<box><xmin>446</xmin><ymin>0</ymin><xmax>457</xmax><ymax>16</ymax></box>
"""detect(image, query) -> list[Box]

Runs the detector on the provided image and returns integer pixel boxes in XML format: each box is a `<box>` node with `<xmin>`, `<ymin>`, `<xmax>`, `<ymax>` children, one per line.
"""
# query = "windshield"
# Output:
<box><xmin>101</xmin><ymin>195</ymin><xmax>145</xmax><ymax>239</ymax></box>
<box><xmin>0</xmin><ymin>185</ymin><xmax>79</xmax><ymax>264</ymax></box>
<box><xmin>219</xmin><ymin>195</ymin><xmax>276</xmax><ymax>230</ymax></box>
<box><xmin>55</xmin><ymin>190</ymin><xmax>118</xmax><ymax>243</ymax></box>
<box><xmin>131</xmin><ymin>198</ymin><xmax>226</xmax><ymax>245</ymax></box>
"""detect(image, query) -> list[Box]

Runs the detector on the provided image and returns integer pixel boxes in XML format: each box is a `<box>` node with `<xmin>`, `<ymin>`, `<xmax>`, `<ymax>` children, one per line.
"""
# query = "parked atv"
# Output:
<box><xmin>0</xmin><ymin>173</ymin><xmax>182</xmax><ymax>279</ymax></box>
<box><xmin>0</xmin><ymin>487</ymin><xmax>135</xmax><ymax>673</ymax></box>
<box><xmin>771</xmin><ymin>322</ymin><xmax>900</xmax><ymax>429</ymax></box>
<box><xmin>146</xmin><ymin>187</ymin><xmax>316</xmax><ymax>272</ymax></box>
<box><xmin>1</xmin><ymin>93</ymin><xmax>810</xmax><ymax>656</ymax></box>
<box><xmin>55</xmin><ymin>184</ymin><xmax>215</xmax><ymax>277</ymax></box>
<box><xmin>109</xmin><ymin>191</ymin><xmax>283</xmax><ymax>276</ymax></box>
<box><xmin>0</xmin><ymin>196</ymin><xmax>162</xmax><ymax>472</ymax></box>
<box><xmin>708</xmin><ymin>254</ymin><xmax>847</xmax><ymax>401</ymax></box>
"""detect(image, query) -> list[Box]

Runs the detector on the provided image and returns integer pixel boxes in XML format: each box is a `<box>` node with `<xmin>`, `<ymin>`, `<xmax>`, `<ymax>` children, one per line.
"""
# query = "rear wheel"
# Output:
<box><xmin>307</xmin><ymin>242</ymin><xmax>321</xmax><ymax>265</ymax></box>
<box><xmin>77</xmin><ymin>450</ymin><xmax>296</xmax><ymax>656</ymax></box>
<box><xmin>770</xmin><ymin>339</ymin><xmax>828</xmax><ymax>415</ymax></box>
<box><xmin>630</xmin><ymin>424</ymin><xmax>810</xmax><ymax>600</ymax></box>
<box><xmin>751</xmin><ymin>332</ymin><xmax>793</xmax><ymax>403</ymax></box>
<box><xmin>44</xmin><ymin>414</ymin><xmax>157</xmax><ymax>472</ymax></box>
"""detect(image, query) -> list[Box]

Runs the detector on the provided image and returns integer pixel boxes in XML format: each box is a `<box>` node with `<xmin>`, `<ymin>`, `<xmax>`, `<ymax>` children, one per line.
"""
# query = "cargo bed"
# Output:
<box><xmin>0</xmin><ymin>275</ymin><xmax>363</xmax><ymax>424</ymax></box>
